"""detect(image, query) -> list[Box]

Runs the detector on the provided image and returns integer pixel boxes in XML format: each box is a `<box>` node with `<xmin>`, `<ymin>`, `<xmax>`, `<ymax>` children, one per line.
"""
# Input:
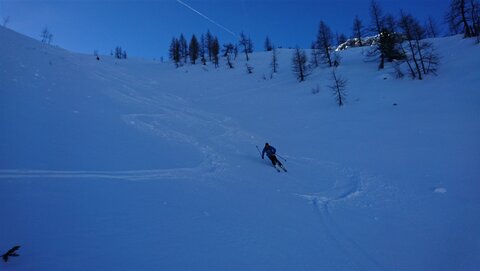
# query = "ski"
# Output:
<box><xmin>273</xmin><ymin>164</ymin><xmax>287</xmax><ymax>172</ymax></box>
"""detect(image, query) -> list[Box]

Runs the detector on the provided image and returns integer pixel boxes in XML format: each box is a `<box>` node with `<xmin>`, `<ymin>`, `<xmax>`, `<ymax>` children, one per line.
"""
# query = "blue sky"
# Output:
<box><xmin>1</xmin><ymin>0</ymin><xmax>449</xmax><ymax>60</ymax></box>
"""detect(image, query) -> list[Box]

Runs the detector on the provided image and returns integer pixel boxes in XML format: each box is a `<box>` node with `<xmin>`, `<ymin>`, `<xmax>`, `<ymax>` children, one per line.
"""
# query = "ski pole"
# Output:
<box><xmin>276</xmin><ymin>154</ymin><xmax>287</xmax><ymax>162</ymax></box>
<box><xmin>255</xmin><ymin>145</ymin><xmax>262</xmax><ymax>156</ymax></box>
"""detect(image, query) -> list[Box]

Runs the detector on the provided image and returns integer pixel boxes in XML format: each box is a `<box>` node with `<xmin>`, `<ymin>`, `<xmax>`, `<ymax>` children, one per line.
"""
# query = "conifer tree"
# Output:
<box><xmin>179</xmin><ymin>34</ymin><xmax>188</xmax><ymax>64</ymax></box>
<box><xmin>211</xmin><ymin>37</ymin><xmax>220</xmax><ymax>68</ymax></box>
<box><xmin>239</xmin><ymin>32</ymin><xmax>252</xmax><ymax>61</ymax></box>
<box><xmin>40</xmin><ymin>27</ymin><xmax>53</xmax><ymax>44</ymax></box>
<box><xmin>169</xmin><ymin>37</ymin><xmax>181</xmax><ymax>67</ymax></box>
<box><xmin>369</xmin><ymin>0</ymin><xmax>387</xmax><ymax>69</ymax></box>
<box><xmin>264</xmin><ymin>36</ymin><xmax>273</xmax><ymax>51</ymax></box>
<box><xmin>115</xmin><ymin>46</ymin><xmax>127</xmax><ymax>59</ymax></box>
<box><xmin>399</xmin><ymin>11</ymin><xmax>423</xmax><ymax>79</ymax></box>
<box><xmin>425</xmin><ymin>16</ymin><xmax>439</xmax><ymax>38</ymax></box>
<box><xmin>271</xmin><ymin>45</ymin><xmax>279</xmax><ymax>73</ymax></box>
<box><xmin>292</xmin><ymin>47</ymin><xmax>308</xmax><ymax>82</ymax></box>
<box><xmin>366</xmin><ymin>2</ymin><xmax>403</xmax><ymax>69</ymax></box>
<box><xmin>222</xmin><ymin>43</ymin><xmax>235</xmax><ymax>68</ymax></box>
<box><xmin>398</xmin><ymin>11</ymin><xmax>439</xmax><ymax>79</ymax></box>
<box><xmin>316</xmin><ymin>20</ymin><xmax>334</xmax><ymax>67</ymax></box>
<box><xmin>200</xmin><ymin>34</ymin><xmax>207</xmax><ymax>65</ymax></box>
<box><xmin>205</xmin><ymin>30</ymin><xmax>214</xmax><ymax>61</ymax></box>
<box><xmin>352</xmin><ymin>15</ymin><xmax>364</xmax><ymax>46</ymax></box>
<box><xmin>369</xmin><ymin>0</ymin><xmax>384</xmax><ymax>35</ymax></box>
<box><xmin>310</xmin><ymin>42</ymin><xmax>321</xmax><ymax>68</ymax></box>
<box><xmin>189</xmin><ymin>34</ymin><xmax>200</xmax><ymax>64</ymax></box>
<box><xmin>446</xmin><ymin>0</ymin><xmax>480</xmax><ymax>37</ymax></box>
<box><xmin>329</xmin><ymin>68</ymin><xmax>347</xmax><ymax>107</ymax></box>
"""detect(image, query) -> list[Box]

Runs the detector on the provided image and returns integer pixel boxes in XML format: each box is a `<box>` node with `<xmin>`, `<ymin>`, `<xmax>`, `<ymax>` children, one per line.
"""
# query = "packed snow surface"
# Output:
<box><xmin>1</xmin><ymin>26</ymin><xmax>480</xmax><ymax>270</ymax></box>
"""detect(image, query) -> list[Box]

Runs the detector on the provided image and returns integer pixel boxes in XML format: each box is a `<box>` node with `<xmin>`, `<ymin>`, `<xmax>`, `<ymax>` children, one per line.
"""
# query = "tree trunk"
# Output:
<box><xmin>378</xmin><ymin>53</ymin><xmax>385</xmax><ymax>70</ymax></box>
<box><xmin>243</xmin><ymin>44</ymin><xmax>249</xmax><ymax>61</ymax></box>
<box><xmin>337</xmin><ymin>85</ymin><xmax>343</xmax><ymax>106</ymax></box>
<box><xmin>415</xmin><ymin>39</ymin><xmax>427</xmax><ymax>74</ymax></box>
<box><xmin>461</xmin><ymin>0</ymin><xmax>473</xmax><ymax>37</ymax></box>
<box><xmin>407</xmin><ymin>40</ymin><xmax>423</xmax><ymax>80</ymax></box>
<box><xmin>401</xmin><ymin>45</ymin><xmax>416</xmax><ymax>78</ymax></box>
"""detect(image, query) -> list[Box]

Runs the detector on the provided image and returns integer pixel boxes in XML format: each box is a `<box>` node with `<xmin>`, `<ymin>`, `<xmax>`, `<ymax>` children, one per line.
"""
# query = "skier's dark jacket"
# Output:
<box><xmin>262</xmin><ymin>145</ymin><xmax>276</xmax><ymax>159</ymax></box>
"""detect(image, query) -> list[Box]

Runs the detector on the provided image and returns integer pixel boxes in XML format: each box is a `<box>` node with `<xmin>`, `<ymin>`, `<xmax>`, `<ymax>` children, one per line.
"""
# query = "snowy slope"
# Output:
<box><xmin>1</xmin><ymin>26</ymin><xmax>480</xmax><ymax>270</ymax></box>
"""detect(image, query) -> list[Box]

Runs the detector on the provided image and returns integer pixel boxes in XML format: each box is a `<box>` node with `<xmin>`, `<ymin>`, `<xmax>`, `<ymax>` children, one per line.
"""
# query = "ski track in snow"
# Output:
<box><xmin>311</xmin><ymin>198</ymin><xmax>383</xmax><ymax>271</ymax></box>
<box><xmin>0</xmin><ymin>106</ymin><xmax>249</xmax><ymax>181</ymax></box>
<box><xmin>0</xmin><ymin>60</ymin><xmax>385</xmax><ymax>268</ymax></box>
<box><xmin>0</xmin><ymin>69</ymin><xmax>260</xmax><ymax>181</ymax></box>
<box><xmin>294</xmin><ymin>159</ymin><xmax>384</xmax><ymax>270</ymax></box>
<box><xmin>0</xmin><ymin>75</ymin><xmax>385</xmax><ymax>259</ymax></box>
<box><xmin>0</xmin><ymin>168</ymin><xmax>200</xmax><ymax>181</ymax></box>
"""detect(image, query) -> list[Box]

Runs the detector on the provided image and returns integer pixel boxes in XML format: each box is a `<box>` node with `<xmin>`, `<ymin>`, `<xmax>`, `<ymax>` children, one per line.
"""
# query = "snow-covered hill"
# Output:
<box><xmin>1</xmin><ymin>26</ymin><xmax>480</xmax><ymax>270</ymax></box>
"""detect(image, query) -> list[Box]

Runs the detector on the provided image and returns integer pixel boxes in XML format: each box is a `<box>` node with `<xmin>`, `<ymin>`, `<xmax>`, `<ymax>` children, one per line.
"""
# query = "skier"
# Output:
<box><xmin>261</xmin><ymin>143</ymin><xmax>284</xmax><ymax>169</ymax></box>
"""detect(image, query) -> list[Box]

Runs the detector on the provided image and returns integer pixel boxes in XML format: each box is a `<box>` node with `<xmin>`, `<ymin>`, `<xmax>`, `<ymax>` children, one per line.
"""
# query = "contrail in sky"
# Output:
<box><xmin>175</xmin><ymin>0</ymin><xmax>238</xmax><ymax>37</ymax></box>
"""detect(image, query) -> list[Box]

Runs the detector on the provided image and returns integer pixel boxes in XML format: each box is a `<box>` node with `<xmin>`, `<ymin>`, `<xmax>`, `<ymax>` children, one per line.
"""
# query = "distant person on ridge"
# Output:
<box><xmin>262</xmin><ymin>143</ymin><xmax>285</xmax><ymax>169</ymax></box>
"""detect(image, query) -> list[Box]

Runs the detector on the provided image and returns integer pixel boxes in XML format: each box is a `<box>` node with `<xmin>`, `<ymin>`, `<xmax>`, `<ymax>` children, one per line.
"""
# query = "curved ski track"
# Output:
<box><xmin>0</xmin><ymin>66</ymin><xmax>385</xmax><ymax>269</ymax></box>
<box><xmin>295</xmin><ymin>160</ymin><xmax>384</xmax><ymax>270</ymax></box>
<box><xmin>0</xmin><ymin>67</ymin><xmax>259</xmax><ymax>181</ymax></box>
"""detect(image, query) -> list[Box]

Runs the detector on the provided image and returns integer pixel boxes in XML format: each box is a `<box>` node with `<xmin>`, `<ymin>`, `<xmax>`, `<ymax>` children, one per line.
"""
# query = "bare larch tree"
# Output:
<box><xmin>292</xmin><ymin>47</ymin><xmax>308</xmax><ymax>82</ymax></box>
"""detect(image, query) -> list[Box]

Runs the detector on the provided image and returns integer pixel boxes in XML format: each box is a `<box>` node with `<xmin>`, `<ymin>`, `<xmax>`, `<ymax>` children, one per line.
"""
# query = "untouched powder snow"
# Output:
<box><xmin>1</xmin><ymin>26</ymin><xmax>480</xmax><ymax>270</ymax></box>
